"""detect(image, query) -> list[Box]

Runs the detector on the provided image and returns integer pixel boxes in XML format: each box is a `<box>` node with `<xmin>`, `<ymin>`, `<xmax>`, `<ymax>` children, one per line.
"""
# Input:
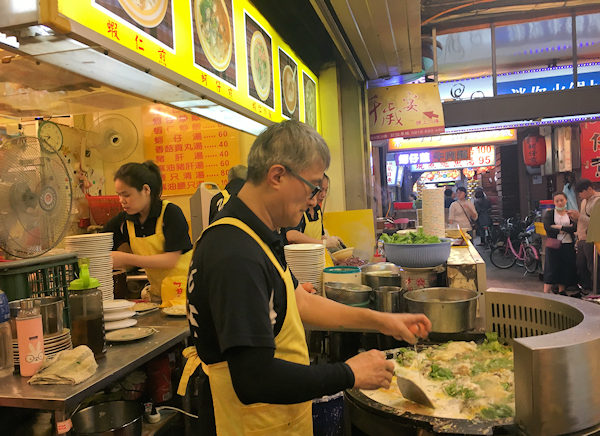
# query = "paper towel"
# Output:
<box><xmin>422</xmin><ymin>188</ymin><xmax>445</xmax><ymax>238</ymax></box>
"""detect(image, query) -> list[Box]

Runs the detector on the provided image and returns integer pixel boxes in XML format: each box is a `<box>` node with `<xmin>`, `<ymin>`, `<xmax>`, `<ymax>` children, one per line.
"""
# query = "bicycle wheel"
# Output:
<box><xmin>524</xmin><ymin>246</ymin><xmax>538</xmax><ymax>273</ymax></box>
<box><xmin>490</xmin><ymin>245</ymin><xmax>517</xmax><ymax>269</ymax></box>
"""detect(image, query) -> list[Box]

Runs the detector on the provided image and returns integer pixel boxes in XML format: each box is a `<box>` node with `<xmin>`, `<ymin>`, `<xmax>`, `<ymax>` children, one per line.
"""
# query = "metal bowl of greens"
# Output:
<box><xmin>380</xmin><ymin>230</ymin><xmax>452</xmax><ymax>268</ymax></box>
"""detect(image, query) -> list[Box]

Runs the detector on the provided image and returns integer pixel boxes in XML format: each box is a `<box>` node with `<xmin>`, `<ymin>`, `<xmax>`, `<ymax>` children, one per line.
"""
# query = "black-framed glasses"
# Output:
<box><xmin>283</xmin><ymin>165</ymin><xmax>321</xmax><ymax>199</ymax></box>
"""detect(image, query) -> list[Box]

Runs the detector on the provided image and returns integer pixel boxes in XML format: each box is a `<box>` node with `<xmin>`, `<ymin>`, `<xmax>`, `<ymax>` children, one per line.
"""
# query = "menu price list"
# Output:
<box><xmin>143</xmin><ymin>106</ymin><xmax>240</xmax><ymax>196</ymax></box>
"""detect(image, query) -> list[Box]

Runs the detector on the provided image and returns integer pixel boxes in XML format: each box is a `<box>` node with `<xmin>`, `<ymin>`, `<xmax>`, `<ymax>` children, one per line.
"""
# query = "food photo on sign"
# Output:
<box><xmin>192</xmin><ymin>0</ymin><xmax>236</xmax><ymax>86</ymax></box>
<box><xmin>94</xmin><ymin>0</ymin><xmax>175</xmax><ymax>49</ymax></box>
<box><xmin>245</xmin><ymin>12</ymin><xmax>273</xmax><ymax>108</ymax></box>
<box><xmin>303</xmin><ymin>72</ymin><xmax>317</xmax><ymax>129</ymax></box>
<box><xmin>279</xmin><ymin>48</ymin><xmax>299</xmax><ymax>120</ymax></box>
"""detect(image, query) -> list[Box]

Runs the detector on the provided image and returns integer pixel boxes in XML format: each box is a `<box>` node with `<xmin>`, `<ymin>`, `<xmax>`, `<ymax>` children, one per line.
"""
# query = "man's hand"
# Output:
<box><xmin>376</xmin><ymin>312</ymin><xmax>432</xmax><ymax>344</ymax></box>
<box><xmin>300</xmin><ymin>282</ymin><xmax>316</xmax><ymax>294</ymax></box>
<box><xmin>324</xmin><ymin>236</ymin><xmax>343</xmax><ymax>249</ymax></box>
<box><xmin>345</xmin><ymin>350</ymin><xmax>394</xmax><ymax>390</ymax></box>
<box><xmin>567</xmin><ymin>209</ymin><xmax>579</xmax><ymax>220</ymax></box>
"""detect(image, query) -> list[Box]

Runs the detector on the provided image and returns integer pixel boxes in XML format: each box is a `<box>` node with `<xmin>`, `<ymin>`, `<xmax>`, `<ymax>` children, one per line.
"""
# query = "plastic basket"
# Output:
<box><xmin>86</xmin><ymin>195</ymin><xmax>122</xmax><ymax>225</ymax></box>
<box><xmin>0</xmin><ymin>252</ymin><xmax>78</xmax><ymax>327</ymax></box>
<box><xmin>393</xmin><ymin>202</ymin><xmax>413</xmax><ymax>210</ymax></box>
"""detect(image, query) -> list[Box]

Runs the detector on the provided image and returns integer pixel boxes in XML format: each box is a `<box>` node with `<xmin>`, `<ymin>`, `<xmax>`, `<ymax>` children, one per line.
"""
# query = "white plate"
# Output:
<box><xmin>104</xmin><ymin>310</ymin><xmax>136</xmax><ymax>321</ymax></box>
<box><xmin>162</xmin><ymin>306</ymin><xmax>186</xmax><ymax>316</ymax></box>
<box><xmin>284</xmin><ymin>244</ymin><xmax>324</xmax><ymax>251</ymax></box>
<box><xmin>65</xmin><ymin>232</ymin><xmax>114</xmax><ymax>240</ymax></box>
<box><xmin>103</xmin><ymin>299</ymin><xmax>135</xmax><ymax>312</ymax></box>
<box><xmin>106</xmin><ymin>326</ymin><xmax>156</xmax><ymax>342</ymax></box>
<box><xmin>104</xmin><ymin>318</ymin><xmax>138</xmax><ymax>331</ymax></box>
<box><xmin>133</xmin><ymin>302</ymin><xmax>159</xmax><ymax>312</ymax></box>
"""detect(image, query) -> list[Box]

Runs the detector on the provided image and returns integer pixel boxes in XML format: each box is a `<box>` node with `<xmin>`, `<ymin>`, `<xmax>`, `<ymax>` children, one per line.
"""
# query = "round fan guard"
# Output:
<box><xmin>0</xmin><ymin>136</ymin><xmax>73</xmax><ymax>258</ymax></box>
<box><xmin>90</xmin><ymin>114</ymin><xmax>139</xmax><ymax>163</ymax></box>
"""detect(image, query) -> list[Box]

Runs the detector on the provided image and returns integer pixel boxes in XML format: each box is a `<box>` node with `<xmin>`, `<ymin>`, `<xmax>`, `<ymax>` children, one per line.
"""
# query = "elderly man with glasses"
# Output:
<box><xmin>185</xmin><ymin>120</ymin><xmax>431</xmax><ymax>436</ymax></box>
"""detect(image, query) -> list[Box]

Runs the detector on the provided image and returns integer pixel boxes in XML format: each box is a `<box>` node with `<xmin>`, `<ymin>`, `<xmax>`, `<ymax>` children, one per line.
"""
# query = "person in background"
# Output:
<box><xmin>543</xmin><ymin>192</ymin><xmax>577</xmax><ymax>294</ymax></box>
<box><xmin>444</xmin><ymin>188</ymin><xmax>455</xmax><ymax>208</ymax></box>
<box><xmin>104</xmin><ymin>161</ymin><xmax>192</xmax><ymax>305</ymax></box>
<box><xmin>474</xmin><ymin>188</ymin><xmax>492</xmax><ymax>247</ymax></box>
<box><xmin>568</xmin><ymin>179</ymin><xmax>600</xmax><ymax>293</ymax></box>
<box><xmin>184</xmin><ymin>120</ymin><xmax>431</xmax><ymax>435</ymax></box>
<box><xmin>209</xmin><ymin>165</ymin><xmax>247</xmax><ymax>224</ymax></box>
<box><xmin>285</xmin><ymin>172</ymin><xmax>343</xmax><ymax>249</ymax></box>
<box><xmin>448</xmin><ymin>186</ymin><xmax>478</xmax><ymax>236</ymax></box>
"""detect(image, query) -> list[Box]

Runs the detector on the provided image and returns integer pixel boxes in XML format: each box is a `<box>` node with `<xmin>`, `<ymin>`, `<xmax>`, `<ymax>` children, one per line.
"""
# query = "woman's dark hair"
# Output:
<box><xmin>474</xmin><ymin>188</ymin><xmax>484</xmax><ymax>199</ymax></box>
<box><xmin>444</xmin><ymin>188</ymin><xmax>453</xmax><ymax>197</ymax></box>
<box><xmin>457</xmin><ymin>186</ymin><xmax>467</xmax><ymax>194</ymax></box>
<box><xmin>114</xmin><ymin>161</ymin><xmax>163</xmax><ymax>203</ymax></box>
<box><xmin>553</xmin><ymin>191</ymin><xmax>567</xmax><ymax>200</ymax></box>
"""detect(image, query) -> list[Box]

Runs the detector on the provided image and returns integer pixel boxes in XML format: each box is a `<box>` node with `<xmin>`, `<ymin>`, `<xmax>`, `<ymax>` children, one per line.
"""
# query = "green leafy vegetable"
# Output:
<box><xmin>479</xmin><ymin>404</ymin><xmax>514</xmax><ymax>419</ymax></box>
<box><xmin>395</xmin><ymin>348</ymin><xmax>417</xmax><ymax>366</ymax></box>
<box><xmin>444</xmin><ymin>382</ymin><xmax>476</xmax><ymax>400</ymax></box>
<box><xmin>379</xmin><ymin>229</ymin><xmax>442</xmax><ymax>245</ymax></box>
<box><xmin>429</xmin><ymin>364</ymin><xmax>454</xmax><ymax>380</ymax></box>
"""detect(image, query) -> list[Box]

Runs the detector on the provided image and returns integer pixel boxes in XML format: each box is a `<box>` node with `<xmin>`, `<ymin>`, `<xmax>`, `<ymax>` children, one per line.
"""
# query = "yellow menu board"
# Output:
<box><xmin>367</xmin><ymin>83</ymin><xmax>445</xmax><ymax>140</ymax></box>
<box><xmin>143</xmin><ymin>105</ymin><xmax>240</xmax><ymax>196</ymax></box>
<box><xmin>54</xmin><ymin>0</ymin><xmax>319</xmax><ymax>130</ymax></box>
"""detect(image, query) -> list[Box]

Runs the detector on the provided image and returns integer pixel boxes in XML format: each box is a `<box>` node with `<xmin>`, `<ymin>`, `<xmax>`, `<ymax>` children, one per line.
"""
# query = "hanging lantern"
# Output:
<box><xmin>463</xmin><ymin>168</ymin><xmax>475</xmax><ymax>179</ymax></box>
<box><xmin>522</xmin><ymin>134</ymin><xmax>546</xmax><ymax>166</ymax></box>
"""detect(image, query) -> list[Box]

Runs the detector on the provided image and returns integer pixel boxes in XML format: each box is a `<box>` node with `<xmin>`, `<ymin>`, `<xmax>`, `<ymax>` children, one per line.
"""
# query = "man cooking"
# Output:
<box><xmin>185</xmin><ymin>120</ymin><xmax>431</xmax><ymax>435</ymax></box>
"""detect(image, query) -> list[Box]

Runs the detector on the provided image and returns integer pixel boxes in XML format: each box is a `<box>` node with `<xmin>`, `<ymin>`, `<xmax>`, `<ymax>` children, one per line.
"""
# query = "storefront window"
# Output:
<box><xmin>576</xmin><ymin>12</ymin><xmax>600</xmax><ymax>88</ymax></box>
<box><xmin>495</xmin><ymin>17</ymin><xmax>573</xmax><ymax>95</ymax></box>
<box><xmin>437</xmin><ymin>28</ymin><xmax>493</xmax><ymax>101</ymax></box>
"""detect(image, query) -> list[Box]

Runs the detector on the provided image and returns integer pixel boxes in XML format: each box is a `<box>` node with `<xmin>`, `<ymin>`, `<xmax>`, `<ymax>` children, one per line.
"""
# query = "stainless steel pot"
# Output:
<box><xmin>9</xmin><ymin>297</ymin><xmax>64</xmax><ymax>338</ymax></box>
<box><xmin>361</xmin><ymin>263</ymin><xmax>402</xmax><ymax>289</ymax></box>
<box><xmin>372</xmin><ymin>286</ymin><xmax>405</xmax><ymax>313</ymax></box>
<box><xmin>404</xmin><ymin>288</ymin><xmax>478</xmax><ymax>333</ymax></box>
<box><xmin>72</xmin><ymin>401</ymin><xmax>142</xmax><ymax>436</ymax></box>
<box><xmin>324</xmin><ymin>282</ymin><xmax>372</xmax><ymax>305</ymax></box>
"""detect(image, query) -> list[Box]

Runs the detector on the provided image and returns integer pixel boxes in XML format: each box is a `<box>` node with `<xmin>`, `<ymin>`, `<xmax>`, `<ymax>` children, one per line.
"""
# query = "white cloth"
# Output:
<box><xmin>28</xmin><ymin>346</ymin><xmax>97</xmax><ymax>385</ymax></box>
<box><xmin>554</xmin><ymin>210</ymin><xmax>573</xmax><ymax>243</ymax></box>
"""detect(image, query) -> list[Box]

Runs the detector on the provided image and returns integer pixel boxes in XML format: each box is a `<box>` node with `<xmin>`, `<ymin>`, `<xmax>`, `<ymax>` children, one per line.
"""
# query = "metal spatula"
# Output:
<box><xmin>396</xmin><ymin>376</ymin><xmax>435</xmax><ymax>408</ymax></box>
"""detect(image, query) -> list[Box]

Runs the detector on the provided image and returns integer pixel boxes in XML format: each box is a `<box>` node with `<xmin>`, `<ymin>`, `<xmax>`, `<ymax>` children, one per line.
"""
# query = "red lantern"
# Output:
<box><xmin>522</xmin><ymin>134</ymin><xmax>546</xmax><ymax>166</ymax></box>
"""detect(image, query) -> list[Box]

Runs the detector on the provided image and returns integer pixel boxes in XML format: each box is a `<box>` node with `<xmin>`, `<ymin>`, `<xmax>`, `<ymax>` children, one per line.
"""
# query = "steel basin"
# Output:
<box><xmin>72</xmin><ymin>401</ymin><xmax>142</xmax><ymax>436</ymax></box>
<box><xmin>361</xmin><ymin>263</ymin><xmax>402</xmax><ymax>289</ymax></box>
<box><xmin>404</xmin><ymin>287</ymin><xmax>478</xmax><ymax>333</ymax></box>
<box><xmin>324</xmin><ymin>282</ymin><xmax>372</xmax><ymax>306</ymax></box>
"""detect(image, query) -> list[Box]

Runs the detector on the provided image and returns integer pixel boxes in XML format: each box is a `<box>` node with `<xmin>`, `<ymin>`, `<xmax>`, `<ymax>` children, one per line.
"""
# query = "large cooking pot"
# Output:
<box><xmin>361</xmin><ymin>263</ymin><xmax>402</xmax><ymax>289</ymax></box>
<box><xmin>9</xmin><ymin>297</ymin><xmax>64</xmax><ymax>338</ymax></box>
<box><xmin>404</xmin><ymin>288</ymin><xmax>478</xmax><ymax>333</ymax></box>
<box><xmin>72</xmin><ymin>401</ymin><xmax>142</xmax><ymax>436</ymax></box>
<box><xmin>399</xmin><ymin>265</ymin><xmax>444</xmax><ymax>291</ymax></box>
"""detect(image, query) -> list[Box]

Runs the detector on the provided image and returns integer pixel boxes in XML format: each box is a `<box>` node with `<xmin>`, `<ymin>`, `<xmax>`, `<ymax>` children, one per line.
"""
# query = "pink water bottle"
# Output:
<box><xmin>16</xmin><ymin>299</ymin><xmax>45</xmax><ymax>376</ymax></box>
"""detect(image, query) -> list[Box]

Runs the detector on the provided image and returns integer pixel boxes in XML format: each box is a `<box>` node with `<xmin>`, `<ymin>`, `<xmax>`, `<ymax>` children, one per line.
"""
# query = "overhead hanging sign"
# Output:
<box><xmin>368</xmin><ymin>83</ymin><xmax>445</xmax><ymax>141</ymax></box>
<box><xmin>409</xmin><ymin>146</ymin><xmax>495</xmax><ymax>171</ymax></box>
<box><xmin>389</xmin><ymin>129</ymin><xmax>516</xmax><ymax>151</ymax></box>
<box><xmin>53</xmin><ymin>0</ymin><xmax>319</xmax><ymax>129</ymax></box>
<box><xmin>580</xmin><ymin>121</ymin><xmax>600</xmax><ymax>181</ymax></box>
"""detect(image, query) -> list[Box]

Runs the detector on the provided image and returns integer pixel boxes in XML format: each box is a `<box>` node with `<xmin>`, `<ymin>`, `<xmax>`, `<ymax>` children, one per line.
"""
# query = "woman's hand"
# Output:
<box><xmin>111</xmin><ymin>251</ymin><xmax>133</xmax><ymax>269</ymax></box>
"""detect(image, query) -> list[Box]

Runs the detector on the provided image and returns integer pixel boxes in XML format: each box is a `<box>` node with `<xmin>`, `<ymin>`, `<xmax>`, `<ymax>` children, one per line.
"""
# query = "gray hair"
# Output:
<box><xmin>227</xmin><ymin>164</ymin><xmax>247</xmax><ymax>182</ymax></box>
<box><xmin>247</xmin><ymin>120</ymin><xmax>330</xmax><ymax>183</ymax></box>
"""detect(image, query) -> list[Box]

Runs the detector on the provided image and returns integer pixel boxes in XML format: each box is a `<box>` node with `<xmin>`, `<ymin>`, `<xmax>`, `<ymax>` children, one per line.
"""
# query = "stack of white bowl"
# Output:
<box><xmin>103</xmin><ymin>300</ymin><xmax>136</xmax><ymax>331</ymax></box>
<box><xmin>12</xmin><ymin>328</ymin><xmax>72</xmax><ymax>366</ymax></box>
<box><xmin>284</xmin><ymin>243</ymin><xmax>325</xmax><ymax>294</ymax></box>
<box><xmin>65</xmin><ymin>233</ymin><xmax>114</xmax><ymax>300</ymax></box>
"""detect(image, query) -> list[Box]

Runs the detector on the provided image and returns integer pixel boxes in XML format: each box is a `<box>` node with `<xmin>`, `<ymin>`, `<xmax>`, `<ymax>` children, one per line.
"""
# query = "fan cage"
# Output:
<box><xmin>0</xmin><ymin>253</ymin><xmax>78</xmax><ymax>327</ymax></box>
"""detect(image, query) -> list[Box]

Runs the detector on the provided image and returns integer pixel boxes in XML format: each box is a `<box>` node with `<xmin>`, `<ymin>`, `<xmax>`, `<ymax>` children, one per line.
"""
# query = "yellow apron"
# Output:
<box><xmin>303</xmin><ymin>209</ymin><xmax>323</xmax><ymax>240</ymax></box>
<box><xmin>126</xmin><ymin>201</ymin><xmax>192</xmax><ymax>307</ymax></box>
<box><xmin>178</xmin><ymin>217</ymin><xmax>313</xmax><ymax>436</ymax></box>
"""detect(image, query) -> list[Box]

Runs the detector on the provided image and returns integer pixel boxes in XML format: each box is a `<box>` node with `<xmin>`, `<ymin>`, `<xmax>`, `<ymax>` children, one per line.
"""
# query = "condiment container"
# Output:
<box><xmin>0</xmin><ymin>290</ymin><xmax>14</xmax><ymax>377</ymax></box>
<box><xmin>16</xmin><ymin>298</ymin><xmax>44</xmax><ymax>376</ymax></box>
<box><xmin>69</xmin><ymin>263</ymin><xmax>106</xmax><ymax>359</ymax></box>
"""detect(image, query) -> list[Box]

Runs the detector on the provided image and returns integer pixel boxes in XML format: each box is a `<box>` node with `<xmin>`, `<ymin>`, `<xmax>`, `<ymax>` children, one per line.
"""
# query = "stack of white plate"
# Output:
<box><xmin>65</xmin><ymin>233</ymin><xmax>114</xmax><ymax>301</ymax></box>
<box><xmin>13</xmin><ymin>328</ymin><xmax>72</xmax><ymax>365</ymax></box>
<box><xmin>103</xmin><ymin>299</ymin><xmax>137</xmax><ymax>331</ymax></box>
<box><xmin>284</xmin><ymin>243</ymin><xmax>326</xmax><ymax>294</ymax></box>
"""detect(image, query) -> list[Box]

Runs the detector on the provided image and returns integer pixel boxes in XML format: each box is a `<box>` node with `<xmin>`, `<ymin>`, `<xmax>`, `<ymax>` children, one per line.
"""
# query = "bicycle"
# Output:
<box><xmin>489</xmin><ymin>226</ymin><xmax>540</xmax><ymax>273</ymax></box>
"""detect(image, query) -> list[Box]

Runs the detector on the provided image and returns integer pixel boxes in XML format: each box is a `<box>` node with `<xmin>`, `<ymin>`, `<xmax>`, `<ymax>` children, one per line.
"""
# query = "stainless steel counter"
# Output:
<box><xmin>0</xmin><ymin>310</ymin><xmax>189</xmax><ymax>427</ymax></box>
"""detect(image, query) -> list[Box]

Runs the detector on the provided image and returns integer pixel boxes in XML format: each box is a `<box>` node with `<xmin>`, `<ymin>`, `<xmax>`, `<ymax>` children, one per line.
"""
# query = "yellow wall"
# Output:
<box><xmin>318</xmin><ymin>64</ymin><xmax>345</xmax><ymax>213</ymax></box>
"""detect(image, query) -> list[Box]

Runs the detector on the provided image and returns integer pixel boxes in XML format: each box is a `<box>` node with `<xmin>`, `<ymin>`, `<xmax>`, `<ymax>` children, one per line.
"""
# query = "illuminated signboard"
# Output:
<box><xmin>409</xmin><ymin>146</ymin><xmax>495</xmax><ymax>171</ymax></box>
<box><xmin>389</xmin><ymin>129</ymin><xmax>515</xmax><ymax>151</ymax></box>
<box><xmin>386</xmin><ymin>160</ymin><xmax>398</xmax><ymax>185</ymax></box>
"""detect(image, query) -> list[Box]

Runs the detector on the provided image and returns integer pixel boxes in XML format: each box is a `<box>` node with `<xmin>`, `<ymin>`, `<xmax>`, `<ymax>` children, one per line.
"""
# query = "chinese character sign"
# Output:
<box><xmin>143</xmin><ymin>105</ymin><xmax>241</xmax><ymax>196</ymax></box>
<box><xmin>368</xmin><ymin>83</ymin><xmax>445</xmax><ymax>141</ymax></box>
<box><xmin>581</xmin><ymin>122</ymin><xmax>600</xmax><ymax>181</ymax></box>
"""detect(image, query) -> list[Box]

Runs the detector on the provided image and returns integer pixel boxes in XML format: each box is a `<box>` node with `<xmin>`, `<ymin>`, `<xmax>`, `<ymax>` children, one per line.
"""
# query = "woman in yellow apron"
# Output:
<box><xmin>104</xmin><ymin>161</ymin><xmax>192</xmax><ymax>306</ymax></box>
<box><xmin>285</xmin><ymin>174</ymin><xmax>342</xmax><ymax>249</ymax></box>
